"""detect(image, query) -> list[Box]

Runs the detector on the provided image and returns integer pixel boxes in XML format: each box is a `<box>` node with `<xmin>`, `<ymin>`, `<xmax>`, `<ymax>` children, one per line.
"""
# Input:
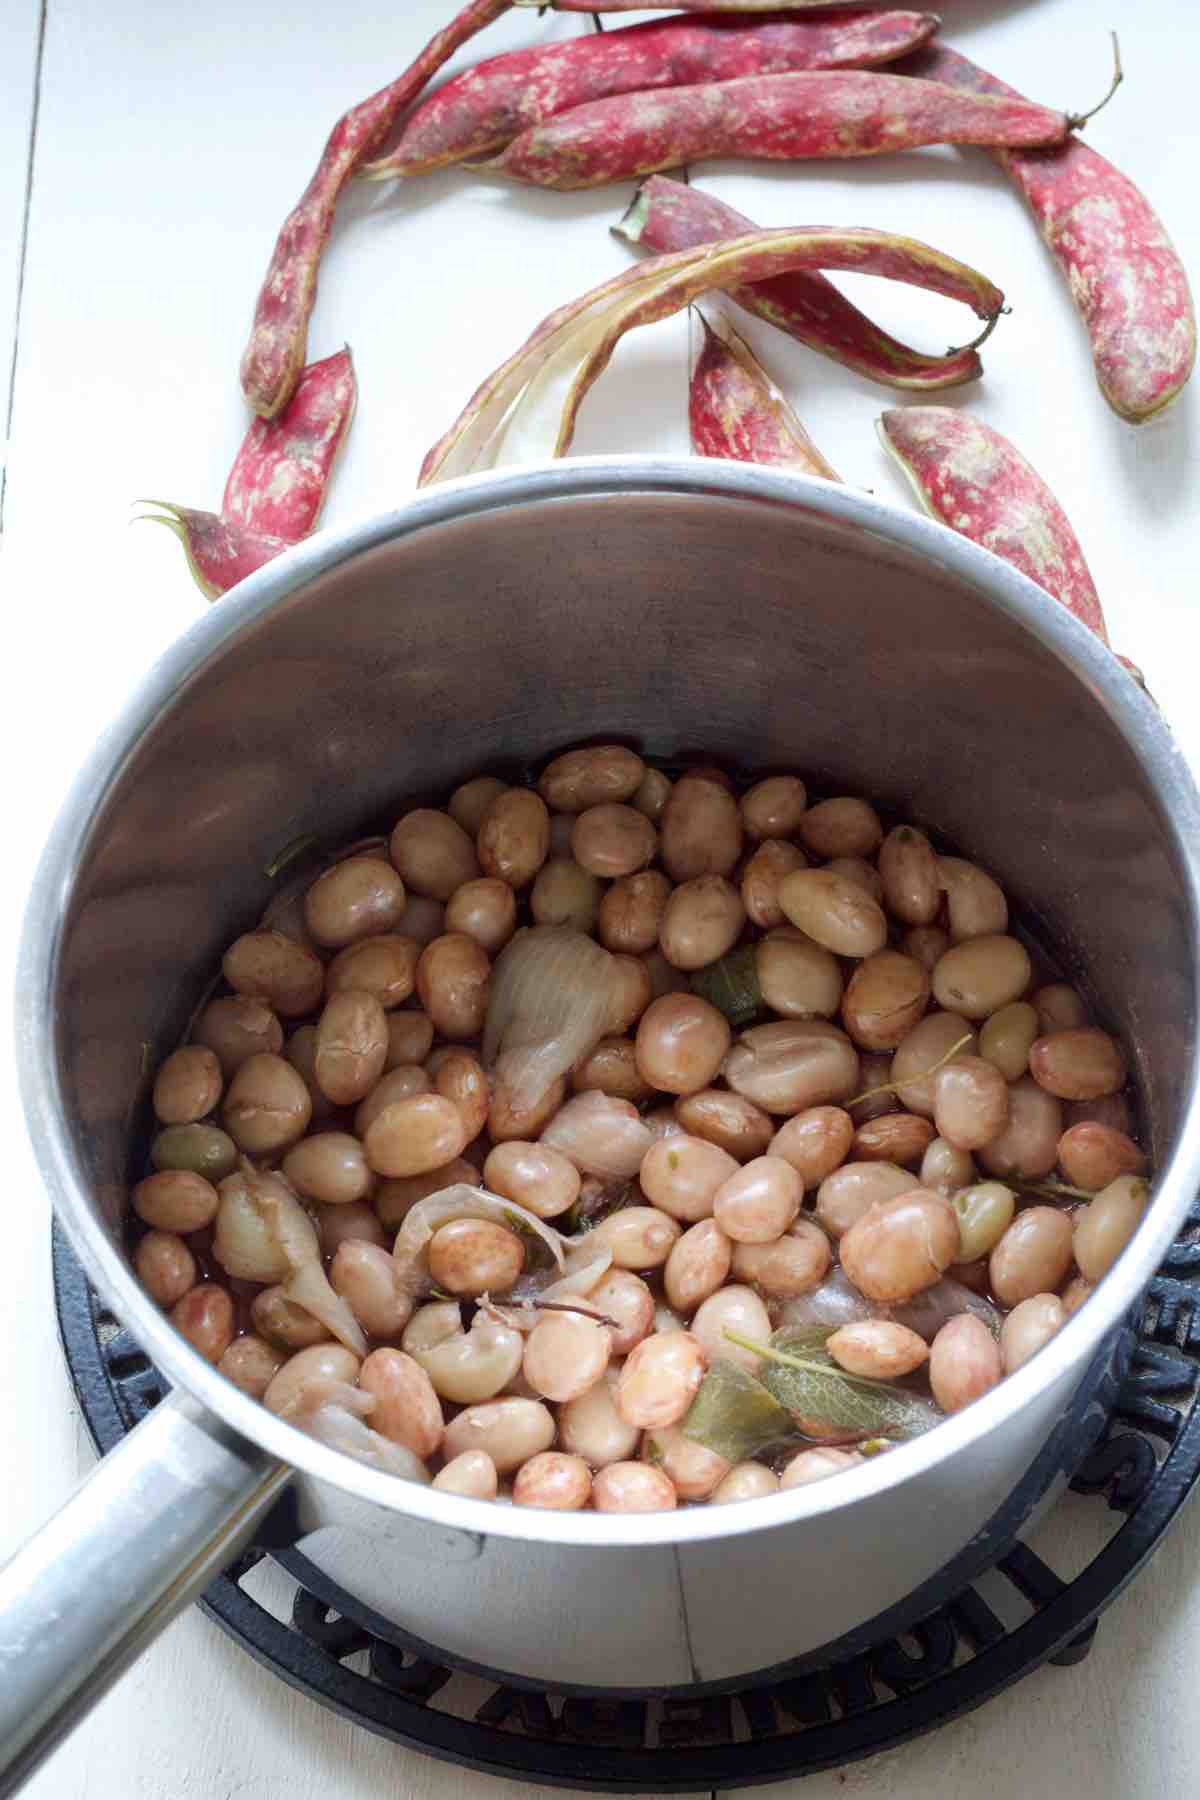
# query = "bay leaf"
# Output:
<box><xmin>689</xmin><ymin>945</ymin><xmax>762</xmax><ymax>1028</ymax></box>
<box><xmin>754</xmin><ymin>1329</ymin><xmax>942</xmax><ymax>1442</ymax></box>
<box><xmin>680</xmin><ymin>1358</ymin><xmax>795</xmax><ymax>1463</ymax></box>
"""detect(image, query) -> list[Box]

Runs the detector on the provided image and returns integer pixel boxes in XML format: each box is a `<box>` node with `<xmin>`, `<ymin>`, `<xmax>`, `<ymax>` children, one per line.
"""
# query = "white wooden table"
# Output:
<box><xmin>2</xmin><ymin>2</ymin><xmax>1199</xmax><ymax>1794</ymax></box>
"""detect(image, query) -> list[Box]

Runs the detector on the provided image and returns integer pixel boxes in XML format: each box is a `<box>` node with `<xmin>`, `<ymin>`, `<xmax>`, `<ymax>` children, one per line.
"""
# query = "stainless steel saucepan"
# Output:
<box><xmin>7</xmin><ymin>459</ymin><xmax>1200</xmax><ymax>1795</ymax></box>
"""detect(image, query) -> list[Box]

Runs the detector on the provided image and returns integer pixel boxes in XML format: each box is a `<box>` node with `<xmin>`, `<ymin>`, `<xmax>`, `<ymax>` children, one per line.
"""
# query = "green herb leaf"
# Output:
<box><xmin>690</xmin><ymin>945</ymin><xmax>762</xmax><ymax>1029</ymax></box>
<box><xmin>725</xmin><ymin>1328</ymin><xmax>941</xmax><ymax>1442</ymax></box>
<box><xmin>642</xmin><ymin>1431</ymin><xmax>667</xmax><ymax>1468</ymax></box>
<box><xmin>680</xmin><ymin>1358</ymin><xmax>795</xmax><ymax>1463</ymax></box>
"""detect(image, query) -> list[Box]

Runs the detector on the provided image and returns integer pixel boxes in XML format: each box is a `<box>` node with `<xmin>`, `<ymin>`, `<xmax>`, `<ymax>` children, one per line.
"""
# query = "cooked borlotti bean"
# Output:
<box><xmin>977</xmin><ymin>1076</ymin><xmax>1062</xmax><ymax>1181</ymax></box>
<box><xmin>446</xmin><ymin>876</ymin><xmax>519</xmax><ymax>952</ymax></box>
<box><xmin>756</xmin><ymin>934</ymin><xmax>842</xmax><ymax>1021</ymax></box>
<box><xmin>931</xmin><ymin>935</ymin><xmax>1032</xmax><ymax>1019</ymax></box>
<box><xmin>730</xmin><ymin>1218</ymin><xmax>830</xmax><ymax>1298</ymax></box>
<box><xmin>635</xmin><ymin>993</ymin><xmax>730</xmax><ymax>1095</ymax></box>
<box><xmin>222</xmin><ymin>930</ymin><xmax>324</xmax><ymax>1018</ymax></box>
<box><xmin>724</xmin><ymin>1020</ymin><xmax>859</xmax><ymax>1114</ymax></box>
<box><xmin>937</xmin><ymin>856</ymin><xmax>1008</xmax><ymax>941</ymax></box>
<box><xmin>193</xmin><ymin>995</ymin><xmax>284</xmax><ymax>1076</ymax></box>
<box><xmin>172</xmin><ymin>1285</ymin><xmax>236</xmax><ymax>1364</ymax></box>
<box><xmin>676</xmin><ymin>1088</ymin><xmax>774</xmax><ymax>1161</ymax></box>
<box><xmin>741</xmin><ymin>776</ymin><xmax>807</xmax><ymax>841</ymax></box>
<box><xmin>816</xmin><ymin>1160</ymin><xmax>920</xmax><ymax>1239</ymax></box>
<box><xmin>827</xmin><ymin>1319</ymin><xmax>929</xmax><ymax>1379</ymax></box>
<box><xmin>598</xmin><ymin>870</ymin><xmax>672</xmax><ymax>955</ymax></box>
<box><xmin>660</xmin><ymin>774</ymin><xmax>742</xmax><ymax>881</ymax></box>
<box><xmin>1073</xmin><ymin>1174</ymin><xmax>1150</xmax><ymax>1280</ymax></box>
<box><xmin>839</xmin><ymin>1190</ymin><xmax>960</xmax><ymax>1302</ymax></box>
<box><xmin>769</xmin><ymin>1106</ymin><xmax>855</xmax><ymax>1187</ymax></box>
<box><xmin>665</xmin><ymin>1218</ymin><xmax>734</xmax><ymax>1313</ymax></box>
<box><xmin>890</xmin><ymin>1013</ymin><xmax>977</xmax><ymax>1117</ymax></box>
<box><xmin>135</xmin><ymin>1230</ymin><xmax>197</xmax><ymax>1308</ymax></box>
<box><xmin>841</xmin><ymin>951</ymin><xmax>929</xmax><ymax>1051</ymax></box>
<box><xmin>852</xmin><ymin>1112</ymin><xmax>934</xmax><ymax>1167</ymax></box>
<box><xmin>741</xmin><ymin>839</ymin><xmax>808</xmax><ymax>930</ymax></box>
<box><xmin>932</xmin><ymin>1055</ymin><xmax>1009</xmax><ymax>1151</ymax></box>
<box><xmin>539</xmin><ymin>745</ymin><xmax>645</xmax><ymax>813</ymax></box>
<box><xmin>282</xmin><ymin>1131</ymin><xmax>374</xmax><ymax>1205</ymax></box>
<box><xmin>326</xmin><ymin>934</ymin><xmax>421</xmax><ymax>1009</ymax></box>
<box><xmin>223</xmin><ymin>1052</ymin><xmax>312</xmax><ymax>1153</ymax></box>
<box><xmin>1028</xmin><ymin>1027</ymin><xmax>1126</xmax><ymax>1101</ymax></box>
<box><xmin>132</xmin><ymin>743</ymin><xmax>1149</xmax><ymax>1511</ymax></box>
<box><xmin>712</xmin><ymin>1156</ymin><xmax>802</xmax><ymax>1243</ymax></box>
<box><xmin>878</xmin><ymin>825</ymin><xmax>939</xmax><ymax>925</ymax></box>
<box><xmin>514</xmin><ymin>1452</ymin><xmax>593</xmax><ymax>1511</ymax></box>
<box><xmin>304</xmin><ymin>856</ymin><xmax>407</xmax><ymax>949</ymax></box>
<box><xmin>390</xmin><ymin>809</ymin><xmax>480</xmax><ymax>900</ymax></box>
<box><xmin>616</xmin><ymin>1330</ymin><xmax>706</xmax><ymax>1429</ymax></box>
<box><xmin>978</xmin><ymin>1001</ymin><xmax>1039</xmax><ymax>1081</ymax></box>
<box><xmin>778</xmin><ymin>869</ymin><xmax>887</xmax><ymax>957</ymax></box>
<box><xmin>798</xmin><ymin>796</ymin><xmax>881</xmax><ymax>860</ymax></box>
<box><xmin>1000</xmin><ymin>1294</ymin><xmax>1065</xmax><ymax>1374</ymax></box>
<box><xmin>990</xmin><ymin>1206</ymin><xmax>1074</xmax><ymax>1305</ymax></box>
<box><xmin>572</xmin><ymin>803</ymin><xmax>656</xmax><ymax>879</ymax></box>
<box><xmin>1056</xmin><ymin>1121</ymin><xmax>1144</xmax><ymax>1191</ymax></box>
<box><xmin>641</xmin><ymin>1133</ymin><xmax>739</xmax><ymax>1222</ymax></box>
<box><xmin>659</xmin><ymin>876</ymin><xmax>744</xmax><ymax>970</ymax></box>
<box><xmin>929</xmin><ymin>1314</ymin><xmax>1002</xmax><ymax>1413</ymax></box>
<box><xmin>153</xmin><ymin>1046</ymin><xmax>222</xmax><ymax>1125</ymax></box>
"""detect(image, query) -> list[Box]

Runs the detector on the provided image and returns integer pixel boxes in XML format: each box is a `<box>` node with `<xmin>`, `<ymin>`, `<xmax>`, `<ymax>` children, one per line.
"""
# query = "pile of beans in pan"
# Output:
<box><xmin>130</xmin><ymin>744</ymin><xmax>1149</xmax><ymax>1513</ymax></box>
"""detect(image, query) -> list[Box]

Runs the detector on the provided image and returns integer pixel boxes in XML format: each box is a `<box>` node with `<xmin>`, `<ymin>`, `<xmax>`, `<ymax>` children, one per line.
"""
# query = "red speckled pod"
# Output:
<box><xmin>523</xmin><ymin>0</ymin><xmax>902</xmax><ymax>10</ymax></box>
<box><xmin>147</xmin><ymin>350</ymin><xmax>356</xmax><ymax>598</ymax></box>
<box><xmin>618</xmin><ymin>175</ymin><xmax>985</xmax><ymax>391</ymax></box>
<box><xmin>690</xmin><ymin>309</ymin><xmax>839</xmax><ymax>478</ymax></box>
<box><xmin>484</xmin><ymin>71</ymin><xmax>1075</xmax><ymax>190</ymax></box>
<box><xmin>905</xmin><ymin>46</ymin><xmax>1195</xmax><ymax>422</ymax></box>
<box><xmin>362</xmin><ymin>10</ymin><xmax>939</xmax><ymax>179</ymax></box>
<box><xmin>140</xmin><ymin>506</ymin><xmax>293</xmax><ymax>601</ymax></box>
<box><xmin>877</xmin><ymin>408</ymin><xmax>1110</xmax><ymax>643</ymax></box>
<box><xmin>223</xmin><ymin>347</ymin><xmax>356</xmax><ymax>542</ymax></box>
<box><xmin>239</xmin><ymin>0</ymin><xmax>510</xmax><ymax>418</ymax></box>
<box><xmin>421</xmin><ymin>227</ymin><xmax>1004</xmax><ymax>484</ymax></box>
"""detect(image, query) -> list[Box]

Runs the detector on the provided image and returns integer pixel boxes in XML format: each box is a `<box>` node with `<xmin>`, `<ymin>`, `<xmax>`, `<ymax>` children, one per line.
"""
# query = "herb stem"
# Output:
<box><xmin>721</xmin><ymin>1329</ymin><xmax>915</xmax><ymax>1400</ymax></box>
<box><xmin>1022</xmin><ymin>1178</ymin><xmax>1097</xmax><ymax>1203</ymax></box>
<box><xmin>846</xmin><ymin>1031</ymin><xmax>974</xmax><ymax>1108</ymax></box>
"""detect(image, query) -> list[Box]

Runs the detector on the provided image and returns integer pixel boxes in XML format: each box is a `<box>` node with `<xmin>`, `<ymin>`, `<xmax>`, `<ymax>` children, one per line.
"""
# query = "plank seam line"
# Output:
<box><xmin>0</xmin><ymin>0</ymin><xmax>49</xmax><ymax>537</ymax></box>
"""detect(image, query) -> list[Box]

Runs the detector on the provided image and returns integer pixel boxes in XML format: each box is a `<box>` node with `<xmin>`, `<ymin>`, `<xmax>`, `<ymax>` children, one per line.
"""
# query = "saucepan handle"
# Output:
<box><xmin>0</xmin><ymin>1390</ymin><xmax>289</xmax><ymax>1798</ymax></box>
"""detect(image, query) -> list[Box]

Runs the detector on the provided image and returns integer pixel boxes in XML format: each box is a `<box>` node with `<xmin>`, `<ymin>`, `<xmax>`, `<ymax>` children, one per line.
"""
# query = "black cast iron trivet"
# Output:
<box><xmin>53</xmin><ymin>1212</ymin><xmax>1200</xmax><ymax>1792</ymax></box>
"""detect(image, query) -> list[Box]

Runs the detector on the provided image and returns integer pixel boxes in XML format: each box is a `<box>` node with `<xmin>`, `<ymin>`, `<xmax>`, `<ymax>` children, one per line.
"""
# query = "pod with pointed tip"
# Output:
<box><xmin>139</xmin><ymin>506</ymin><xmax>292</xmax><ymax>602</ymax></box>
<box><xmin>690</xmin><ymin>309</ymin><xmax>839</xmax><ymax>479</ymax></box>
<box><xmin>617</xmin><ymin>176</ymin><xmax>987</xmax><ymax>392</ymax></box>
<box><xmin>876</xmin><ymin>406</ymin><xmax>1109</xmax><ymax>643</ymax></box>
<box><xmin>239</xmin><ymin>0</ymin><xmax>511</xmax><ymax>418</ymax></box>
<box><xmin>482</xmin><ymin>71</ymin><xmax>1078</xmax><ymax>192</ymax></box>
<box><xmin>146</xmin><ymin>348</ymin><xmax>357</xmax><ymax>599</ymax></box>
<box><xmin>362</xmin><ymin>10</ymin><xmax>940</xmax><ymax>180</ymax></box>
<box><xmin>904</xmin><ymin>45</ymin><xmax>1195</xmax><ymax>422</ymax></box>
<box><xmin>522</xmin><ymin>0</ymin><xmax>931</xmax><ymax>11</ymax></box>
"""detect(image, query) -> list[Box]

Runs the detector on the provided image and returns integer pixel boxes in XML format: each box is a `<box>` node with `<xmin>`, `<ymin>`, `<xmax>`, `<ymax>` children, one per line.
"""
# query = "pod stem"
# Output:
<box><xmin>846</xmin><ymin>1031</ymin><xmax>974</xmax><ymax>1109</ymax></box>
<box><xmin>1066</xmin><ymin>32</ymin><xmax>1123</xmax><ymax>132</ymax></box>
<box><xmin>952</xmin><ymin>305</ymin><xmax>1009</xmax><ymax>357</ymax></box>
